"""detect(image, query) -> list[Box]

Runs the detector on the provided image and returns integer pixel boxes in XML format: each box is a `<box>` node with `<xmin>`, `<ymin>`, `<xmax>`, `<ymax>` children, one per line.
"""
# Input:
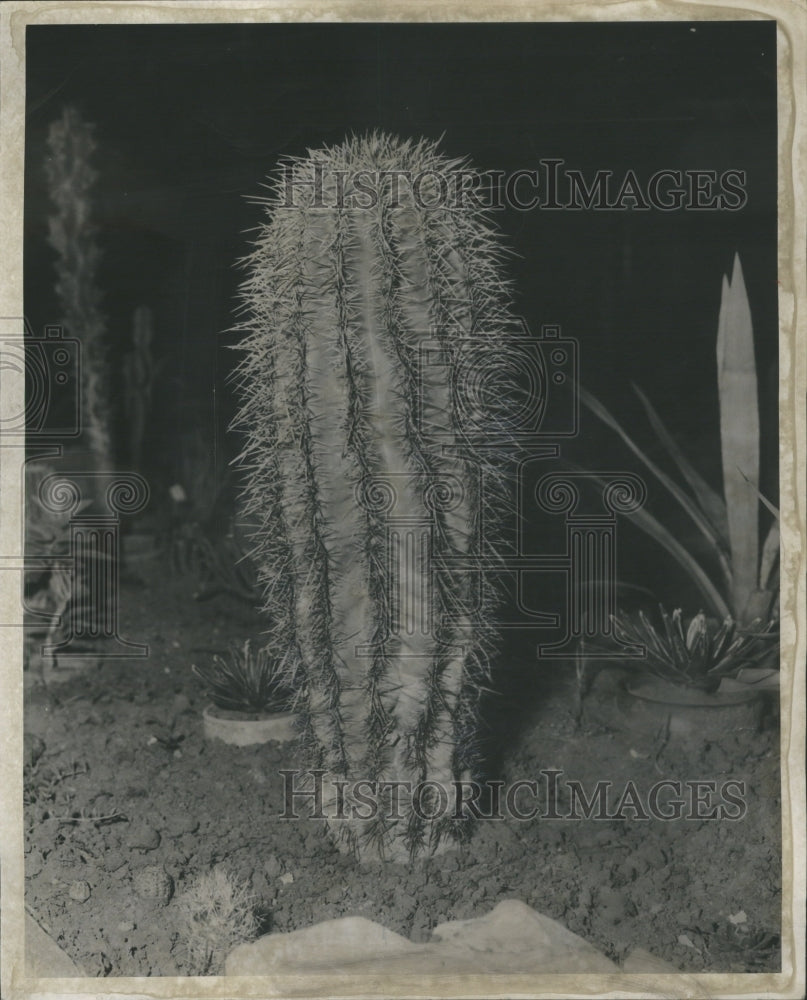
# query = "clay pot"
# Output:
<box><xmin>202</xmin><ymin>705</ymin><xmax>297</xmax><ymax>746</ymax></box>
<box><xmin>618</xmin><ymin>676</ymin><xmax>762</xmax><ymax>742</ymax></box>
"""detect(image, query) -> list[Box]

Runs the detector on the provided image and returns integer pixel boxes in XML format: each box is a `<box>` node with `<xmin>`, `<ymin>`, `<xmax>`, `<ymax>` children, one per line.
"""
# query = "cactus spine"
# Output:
<box><xmin>46</xmin><ymin>107</ymin><xmax>112</xmax><ymax>471</ymax></box>
<box><xmin>234</xmin><ymin>134</ymin><xmax>516</xmax><ymax>859</ymax></box>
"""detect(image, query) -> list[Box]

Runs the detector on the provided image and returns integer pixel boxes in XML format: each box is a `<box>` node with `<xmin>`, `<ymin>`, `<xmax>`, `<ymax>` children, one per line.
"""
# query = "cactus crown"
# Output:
<box><xmin>232</xmin><ymin>132</ymin><xmax>519</xmax><ymax>858</ymax></box>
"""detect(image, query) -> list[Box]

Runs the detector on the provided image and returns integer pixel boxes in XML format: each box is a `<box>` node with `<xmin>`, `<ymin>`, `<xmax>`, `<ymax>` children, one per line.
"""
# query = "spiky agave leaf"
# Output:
<box><xmin>685</xmin><ymin>611</ymin><xmax>709</xmax><ymax>678</ymax></box>
<box><xmin>717</xmin><ymin>254</ymin><xmax>760</xmax><ymax>622</ymax></box>
<box><xmin>579</xmin><ymin>387</ymin><xmax>733</xmax><ymax>595</ymax></box>
<box><xmin>632</xmin><ymin>384</ymin><xmax>729</xmax><ymax>545</ymax></box>
<box><xmin>759</xmin><ymin>521</ymin><xmax>780</xmax><ymax>596</ymax></box>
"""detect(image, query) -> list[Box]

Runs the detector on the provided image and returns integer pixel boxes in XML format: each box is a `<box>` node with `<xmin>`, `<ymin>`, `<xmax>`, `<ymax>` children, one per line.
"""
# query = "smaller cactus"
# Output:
<box><xmin>132</xmin><ymin>865</ymin><xmax>174</xmax><ymax>906</ymax></box>
<box><xmin>174</xmin><ymin>868</ymin><xmax>258</xmax><ymax>975</ymax></box>
<box><xmin>68</xmin><ymin>880</ymin><xmax>91</xmax><ymax>903</ymax></box>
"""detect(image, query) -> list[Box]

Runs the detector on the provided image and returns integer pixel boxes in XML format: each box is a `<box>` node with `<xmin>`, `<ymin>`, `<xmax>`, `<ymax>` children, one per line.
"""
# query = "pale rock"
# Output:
<box><xmin>227</xmin><ymin>915</ymin><xmax>416</xmax><ymax>975</ymax></box>
<box><xmin>173</xmin><ymin>693</ymin><xmax>191</xmax><ymax>713</ymax></box>
<box><xmin>226</xmin><ymin>899</ymin><xmax>617</xmax><ymax>976</ymax></box>
<box><xmin>68</xmin><ymin>880</ymin><xmax>91</xmax><ymax>903</ymax></box>
<box><xmin>103</xmin><ymin>851</ymin><xmax>127</xmax><ymax>873</ymax></box>
<box><xmin>263</xmin><ymin>853</ymin><xmax>282</xmax><ymax>878</ymax></box>
<box><xmin>429</xmin><ymin>900</ymin><xmax>617</xmax><ymax>973</ymax></box>
<box><xmin>126</xmin><ymin>823</ymin><xmax>161</xmax><ymax>852</ymax></box>
<box><xmin>622</xmin><ymin>946</ymin><xmax>680</xmax><ymax>973</ymax></box>
<box><xmin>25</xmin><ymin>914</ymin><xmax>84</xmax><ymax>976</ymax></box>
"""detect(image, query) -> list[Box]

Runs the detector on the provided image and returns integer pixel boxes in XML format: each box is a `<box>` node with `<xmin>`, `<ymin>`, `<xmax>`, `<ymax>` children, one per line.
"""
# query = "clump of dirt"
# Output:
<box><xmin>23</xmin><ymin>567</ymin><xmax>781</xmax><ymax>977</ymax></box>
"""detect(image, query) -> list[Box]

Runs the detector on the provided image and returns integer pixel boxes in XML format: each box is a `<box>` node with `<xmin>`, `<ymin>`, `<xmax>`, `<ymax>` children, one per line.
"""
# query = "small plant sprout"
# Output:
<box><xmin>148</xmin><ymin>715</ymin><xmax>186</xmax><ymax>752</ymax></box>
<box><xmin>612</xmin><ymin>606</ymin><xmax>778</xmax><ymax>693</ymax></box>
<box><xmin>192</xmin><ymin>639</ymin><xmax>295</xmax><ymax>714</ymax></box>
<box><xmin>175</xmin><ymin>868</ymin><xmax>259</xmax><ymax>975</ymax></box>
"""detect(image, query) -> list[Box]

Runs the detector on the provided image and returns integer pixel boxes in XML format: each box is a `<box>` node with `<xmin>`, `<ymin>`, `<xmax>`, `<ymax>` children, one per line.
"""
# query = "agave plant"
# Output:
<box><xmin>581</xmin><ymin>254</ymin><xmax>778</xmax><ymax>628</ymax></box>
<box><xmin>613</xmin><ymin>606</ymin><xmax>778</xmax><ymax>693</ymax></box>
<box><xmin>192</xmin><ymin>640</ymin><xmax>295</xmax><ymax>714</ymax></box>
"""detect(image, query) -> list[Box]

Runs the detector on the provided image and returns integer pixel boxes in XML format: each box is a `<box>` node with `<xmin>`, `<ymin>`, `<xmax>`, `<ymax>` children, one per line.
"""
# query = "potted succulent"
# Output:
<box><xmin>612</xmin><ymin>606</ymin><xmax>778</xmax><ymax>740</ymax></box>
<box><xmin>579</xmin><ymin>255</ymin><xmax>779</xmax><ymax>733</ymax></box>
<box><xmin>193</xmin><ymin>640</ymin><xmax>298</xmax><ymax>746</ymax></box>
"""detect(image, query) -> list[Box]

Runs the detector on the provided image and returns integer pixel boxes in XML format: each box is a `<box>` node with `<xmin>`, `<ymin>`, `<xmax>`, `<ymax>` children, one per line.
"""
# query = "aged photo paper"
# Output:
<box><xmin>1</xmin><ymin>2</ymin><xmax>804</xmax><ymax>998</ymax></box>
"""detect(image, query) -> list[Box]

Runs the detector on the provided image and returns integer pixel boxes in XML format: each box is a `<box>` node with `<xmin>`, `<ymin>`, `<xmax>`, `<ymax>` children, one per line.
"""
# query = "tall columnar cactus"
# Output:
<box><xmin>124</xmin><ymin>305</ymin><xmax>156</xmax><ymax>470</ymax></box>
<box><xmin>46</xmin><ymin>107</ymin><xmax>112</xmax><ymax>471</ymax></box>
<box><xmin>234</xmin><ymin>134</ymin><xmax>517</xmax><ymax>859</ymax></box>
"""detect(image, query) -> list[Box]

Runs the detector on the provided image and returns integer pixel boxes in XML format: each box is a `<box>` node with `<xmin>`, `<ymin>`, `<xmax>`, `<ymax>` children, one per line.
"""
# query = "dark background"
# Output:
<box><xmin>24</xmin><ymin>20</ymin><xmax>778</xmax><ymax>616</ymax></box>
